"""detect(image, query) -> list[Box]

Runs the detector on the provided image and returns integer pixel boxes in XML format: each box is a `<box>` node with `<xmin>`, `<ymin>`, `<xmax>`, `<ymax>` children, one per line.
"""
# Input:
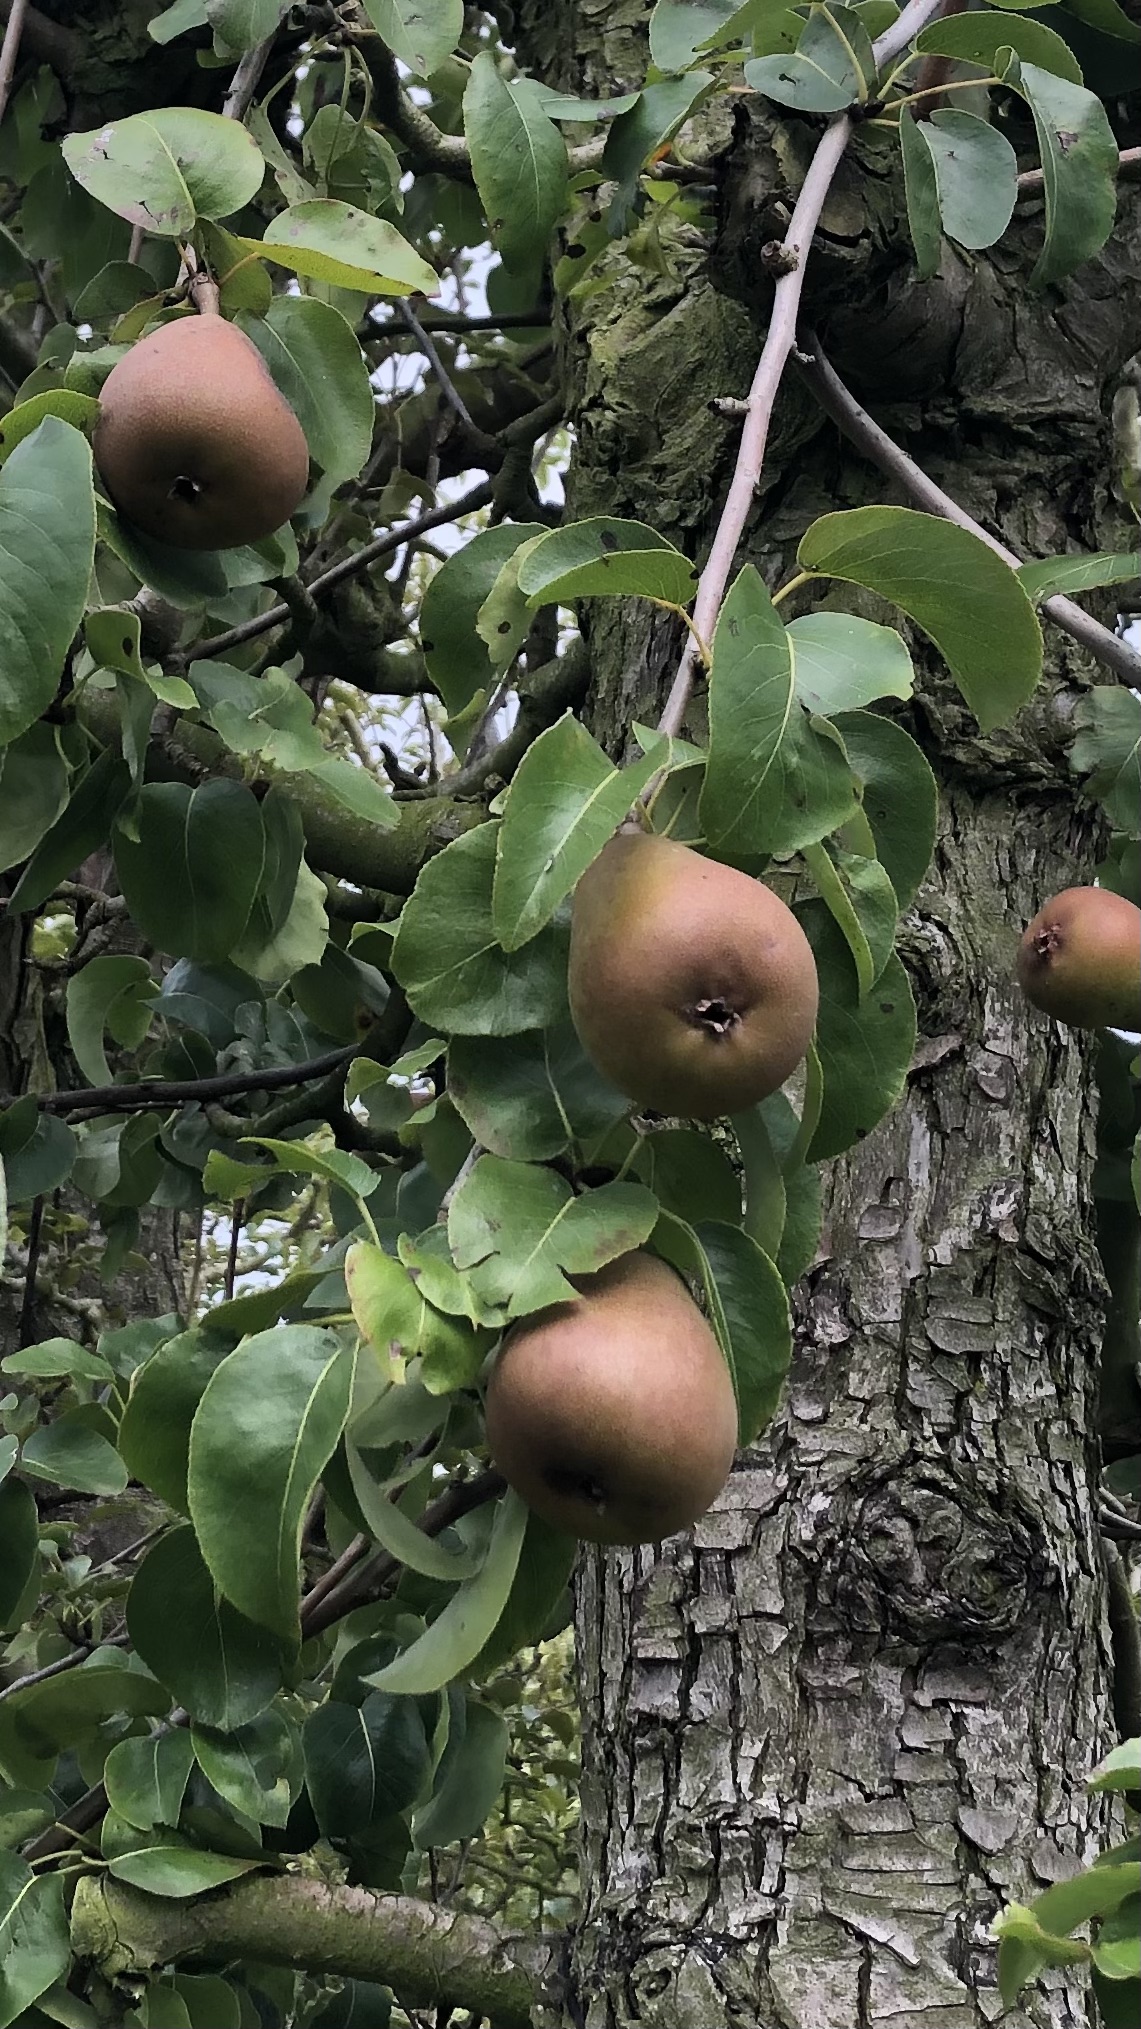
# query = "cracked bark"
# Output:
<box><xmin>517</xmin><ymin>9</ymin><xmax>1138</xmax><ymax>2026</ymax></box>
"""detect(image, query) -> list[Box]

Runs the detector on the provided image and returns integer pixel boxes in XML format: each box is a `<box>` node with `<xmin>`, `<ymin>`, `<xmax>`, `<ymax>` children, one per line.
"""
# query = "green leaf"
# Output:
<box><xmin>833</xmin><ymin>709</ymin><xmax>938</xmax><ymax>910</ymax></box>
<box><xmin>448</xmin><ymin>1156</ymin><xmax>658</xmax><ymax>1319</ymax></box>
<box><xmin>448</xmin><ymin>1021</ymin><xmax>629</xmax><ymax>1163</ymax></box>
<box><xmin>361</xmin><ymin>0</ymin><xmax>463</xmax><ymax>77</ymax></box>
<box><xmin>0</xmin><ymin>419</ymin><xmax>96</xmax><ymax>749</ymax></box>
<box><xmin>127</xmin><ymin>1526</ymin><xmax>288</xmax><ymax>1730</ymax></box>
<box><xmin>1019</xmin><ymin>550</ymin><xmax>1140</xmax><ymax>599</ymax></box>
<box><xmin>0</xmin><ymin>1855</ymin><xmax>67</xmax><ymax>2029</ymax></box>
<box><xmin>304</xmin><ymin>1692</ymin><xmax>430</xmax><ymax>1837</ymax></box>
<box><xmin>698</xmin><ymin>565</ymin><xmax>858</xmax><ymax>860</ymax></box>
<box><xmin>5</xmin><ymin>748</ymin><xmax>132</xmax><ymax>915</ymax></box>
<box><xmin>493</xmin><ymin>715</ymin><xmax>666</xmax><ymax>949</ymax></box>
<box><xmin>1071</xmin><ymin>689</ymin><xmax>1141</xmax><ymax>834</ymax></box>
<box><xmin>103</xmin><ymin>1731</ymin><xmax>195</xmax><ymax>1832</ymax></box>
<box><xmin>1089</xmin><ymin>1738</ymin><xmax>1141</xmax><ymax>1793</ymax></box>
<box><xmin>916</xmin><ymin>111</ymin><xmax>1018</xmax><ymax>253</ymax></box>
<box><xmin>420</xmin><ymin>524</ymin><xmax>546</xmax><ymax>717</ymax></box>
<box><xmin>899</xmin><ymin>106</ymin><xmax>943</xmax><ymax>281</ymax></box>
<box><xmin>0</xmin><ymin>725</ymin><xmax>69</xmax><ymax>872</ymax></box>
<box><xmin>0</xmin><ymin>1479</ymin><xmax>38</xmax><ymax>1630</ymax></box>
<box><xmin>191</xmin><ymin>1710</ymin><xmax>299</xmax><ymax>1829</ymax></box>
<box><xmin>602</xmin><ymin>74</ymin><xmax>715</xmax><ymax>218</ymax></box>
<box><xmin>1063</xmin><ymin>0</ymin><xmax>1140</xmax><ymax>39</ymax></box>
<box><xmin>188</xmin><ymin>1325</ymin><xmax>355</xmax><ymax>1640</ymax></box>
<box><xmin>798</xmin><ymin>507</ymin><xmax>1042</xmax><ymax>732</ymax></box>
<box><xmin>0</xmin><ymin>389</ymin><xmax>100</xmax><ymax>467</ymax></box>
<box><xmin>1092</xmin><ymin>1897</ymin><xmax>1141</xmax><ymax>1981</ymax></box>
<box><xmin>344</xmin><ymin>1444</ymin><xmax>486</xmax><ymax>1580</ymax></box>
<box><xmin>732</xmin><ymin>1106</ymin><xmax>786</xmax><ymax>1260</ymax></box>
<box><xmin>745</xmin><ymin>5</ymin><xmax>876</xmax><ymax>111</ymax></box>
<box><xmin>62</xmin><ymin>108</ymin><xmax>265</xmax><ymax>234</ymax></box>
<box><xmin>118</xmin><ymin>1325</ymin><xmax>231</xmax><ymax>1514</ymax></box>
<box><xmin>0</xmin><ymin>1111</ymin><xmax>77</xmax><ymax>1204</ymax></box>
<box><xmin>516</xmin><ymin>517</ymin><xmax>697</xmax><ymax>607</ymax></box>
<box><xmin>786</xmin><ymin>612</ymin><xmax>914</xmax><ymax>715</ymax></box>
<box><xmin>345</xmin><ymin>1241</ymin><xmax>486</xmax><ymax>1396</ymax></box>
<box><xmin>414</xmin><ymin>1696</ymin><xmax>509</xmax><ymax>1848</ymax></box>
<box><xmin>85</xmin><ymin>608</ymin><xmax>197</xmax><ymax>707</ymax></box>
<box><xmin>254</xmin><ymin>200</ymin><xmax>438</xmax><ymax>295</ymax></box>
<box><xmin>367</xmin><ymin>1489</ymin><xmax>529</xmax><ymax>1694</ymax></box>
<box><xmin>392</xmin><ymin>824</ymin><xmax>571</xmax><ymax>1036</ymax></box>
<box><xmin>1029</xmin><ymin>1862</ymin><xmax>1141</xmax><ymax>1937</ymax></box>
<box><xmin>914</xmin><ymin>9</ymin><xmax>1083</xmax><ymax>85</ymax></box>
<box><xmin>20</xmin><ymin>1416</ymin><xmax>128</xmax><ymax>1496</ymax></box>
<box><xmin>1012</xmin><ymin>62</ymin><xmax>1119</xmax><ymax>287</ymax></box>
<box><xmin>65</xmin><ymin>955</ymin><xmax>156</xmax><ymax>1088</ymax></box>
<box><xmin>239</xmin><ymin>297</ymin><xmax>373</xmax><ymax>485</ymax></box>
<box><xmin>650</xmin><ymin>1</ymin><xmax>746</xmax><ymax>72</ymax></box>
<box><xmin>206</xmin><ymin>0</ymin><xmax>288</xmax><ymax>52</ymax></box>
<box><xmin>801</xmin><ymin>901</ymin><xmax>917</xmax><ymax>1160</ymax></box>
<box><xmin>106</xmin><ymin>1836</ymin><xmax>260</xmax><ymax>1897</ymax></box>
<box><xmin>994</xmin><ymin>1903</ymin><xmax>1091</xmax><ymax>2005</ymax></box>
<box><xmin>653</xmin><ymin>1213</ymin><xmax>791</xmax><ymax>1444</ymax></box>
<box><xmin>803</xmin><ymin>841</ymin><xmax>897</xmax><ymax>997</ymax></box>
<box><xmin>468</xmin><ymin>1509</ymin><xmax>576</xmax><ymax>1675</ymax></box>
<box><xmin>464</xmin><ymin>53</ymin><xmax>569</xmax><ymax>273</ymax></box>
<box><xmin>243</xmin><ymin>1136</ymin><xmax>377</xmax><ymax>1205</ymax></box>
<box><xmin>631</xmin><ymin>1127</ymin><xmax>743</xmax><ymax>1227</ymax></box>
<box><xmin>0</xmin><ymin>1664</ymin><xmax>167</xmax><ymax>1785</ymax></box>
<box><xmin>114</xmin><ymin>780</ymin><xmax>265</xmax><ymax>963</ymax></box>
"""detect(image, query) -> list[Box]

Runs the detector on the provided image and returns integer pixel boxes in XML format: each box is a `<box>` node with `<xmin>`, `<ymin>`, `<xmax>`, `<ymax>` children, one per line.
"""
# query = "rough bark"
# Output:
<box><xmin>516</xmin><ymin>8</ymin><xmax>1139</xmax><ymax>2027</ymax></box>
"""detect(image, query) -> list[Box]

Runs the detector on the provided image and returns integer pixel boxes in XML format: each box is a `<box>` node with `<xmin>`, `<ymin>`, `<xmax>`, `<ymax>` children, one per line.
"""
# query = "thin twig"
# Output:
<box><xmin>0</xmin><ymin>0</ymin><xmax>28</xmax><ymax>127</ymax></box>
<box><xmin>33</xmin><ymin>1046</ymin><xmax>355</xmax><ymax>1117</ymax></box>
<box><xmin>188</xmin><ymin>479</ymin><xmax>493</xmax><ymax>664</ymax></box>
<box><xmin>657</xmin><ymin>0</ymin><xmax>946</xmax><ymax>739</ymax></box>
<box><xmin>224</xmin><ymin>1200</ymin><xmax>243</xmax><ymax>1303</ymax></box>
<box><xmin>16</xmin><ymin>1191</ymin><xmax>43</xmax><ymax>1347</ymax></box>
<box><xmin>400</xmin><ymin>299</ymin><xmax>484</xmax><ymax>440</ymax></box>
<box><xmin>0</xmin><ymin>1642</ymin><xmax>94</xmax><ymax>1703</ymax></box>
<box><xmin>1017</xmin><ymin>143</ymin><xmax>1141</xmax><ymax>200</ymax></box>
<box><xmin>302</xmin><ymin>1470</ymin><xmax>506</xmax><ymax>1638</ymax></box>
<box><xmin>795</xmin><ymin>331</ymin><xmax>1141</xmax><ymax>690</ymax></box>
<box><xmin>222</xmin><ymin>31</ymin><xmax>277</xmax><ymax>122</ymax></box>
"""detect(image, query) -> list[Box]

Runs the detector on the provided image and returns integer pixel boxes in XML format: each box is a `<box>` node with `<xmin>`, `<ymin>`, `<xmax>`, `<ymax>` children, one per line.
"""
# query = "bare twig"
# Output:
<box><xmin>796</xmin><ymin>331</ymin><xmax>1141</xmax><ymax>690</ymax></box>
<box><xmin>223</xmin><ymin>31</ymin><xmax>277</xmax><ymax>122</ymax></box>
<box><xmin>302</xmin><ymin>1470</ymin><xmax>506</xmax><ymax>1638</ymax></box>
<box><xmin>1018</xmin><ymin>144</ymin><xmax>1141</xmax><ymax>200</ymax></box>
<box><xmin>0</xmin><ymin>0</ymin><xmax>69</xmax><ymax>90</ymax></box>
<box><xmin>658</xmin><ymin>0</ymin><xmax>946</xmax><ymax>738</ymax></box>
<box><xmin>0</xmin><ymin>0</ymin><xmax>27</xmax><ymax>127</ymax></box>
<box><xmin>34</xmin><ymin>1046</ymin><xmax>355</xmax><ymax>1118</ymax></box>
<box><xmin>16</xmin><ymin>1191</ymin><xmax>43</xmax><ymax>1347</ymax></box>
<box><xmin>399</xmin><ymin>299</ymin><xmax>493</xmax><ymax>449</ymax></box>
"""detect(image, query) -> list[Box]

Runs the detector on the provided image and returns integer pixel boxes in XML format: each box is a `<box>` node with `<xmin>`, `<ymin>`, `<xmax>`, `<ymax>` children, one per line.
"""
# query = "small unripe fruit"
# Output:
<box><xmin>484</xmin><ymin>1251</ymin><xmax>738</xmax><ymax>1546</ymax></box>
<box><xmin>1016</xmin><ymin>886</ymin><xmax>1141</xmax><ymax>1031</ymax></box>
<box><xmin>568</xmin><ymin>832</ymin><xmax>818</xmax><ymax>1118</ymax></box>
<box><xmin>95</xmin><ymin>313</ymin><xmax>310</xmax><ymax>550</ymax></box>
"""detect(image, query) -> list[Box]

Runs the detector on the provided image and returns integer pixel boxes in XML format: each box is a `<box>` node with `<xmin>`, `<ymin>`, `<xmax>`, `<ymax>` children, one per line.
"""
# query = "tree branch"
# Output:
<box><xmin>76</xmin><ymin>687</ymin><xmax>485</xmax><ymax>895</ymax></box>
<box><xmin>1017</xmin><ymin>144</ymin><xmax>1141</xmax><ymax>200</ymax></box>
<box><xmin>222</xmin><ymin>31</ymin><xmax>276</xmax><ymax>122</ymax></box>
<box><xmin>795</xmin><ymin>331</ymin><xmax>1141</xmax><ymax>690</ymax></box>
<box><xmin>301</xmin><ymin>1470</ymin><xmax>506</xmax><ymax>1638</ymax></box>
<box><xmin>33</xmin><ymin>1047</ymin><xmax>355</xmax><ymax>1118</ymax></box>
<box><xmin>657</xmin><ymin>0</ymin><xmax>946</xmax><ymax>738</ymax></box>
<box><xmin>0</xmin><ymin>0</ymin><xmax>74</xmax><ymax>75</ymax></box>
<box><xmin>0</xmin><ymin>0</ymin><xmax>28</xmax><ymax>127</ymax></box>
<box><xmin>71</xmin><ymin>1873</ymin><xmax>549</xmax><ymax>2029</ymax></box>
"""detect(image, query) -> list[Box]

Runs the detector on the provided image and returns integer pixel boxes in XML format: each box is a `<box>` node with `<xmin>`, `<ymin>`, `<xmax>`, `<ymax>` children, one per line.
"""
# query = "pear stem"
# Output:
<box><xmin>188</xmin><ymin>270</ymin><xmax>222</xmax><ymax>317</ymax></box>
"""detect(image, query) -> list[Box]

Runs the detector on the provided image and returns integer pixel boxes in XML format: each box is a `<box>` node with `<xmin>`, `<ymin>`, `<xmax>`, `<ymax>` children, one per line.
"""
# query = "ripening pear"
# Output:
<box><xmin>568</xmin><ymin>831</ymin><xmax>819</xmax><ymax>1118</ymax></box>
<box><xmin>1016</xmin><ymin>887</ymin><xmax>1141</xmax><ymax>1032</ymax></box>
<box><xmin>483</xmin><ymin>1251</ymin><xmax>738</xmax><ymax>1545</ymax></box>
<box><xmin>95</xmin><ymin>311</ymin><xmax>310</xmax><ymax>549</ymax></box>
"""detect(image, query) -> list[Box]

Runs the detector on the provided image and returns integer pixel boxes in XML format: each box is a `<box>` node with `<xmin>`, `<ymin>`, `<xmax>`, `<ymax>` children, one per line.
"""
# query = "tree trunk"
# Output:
<box><xmin>517</xmin><ymin>8</ymin><xmax>1139</xmax><ymax>2025</ymax></box>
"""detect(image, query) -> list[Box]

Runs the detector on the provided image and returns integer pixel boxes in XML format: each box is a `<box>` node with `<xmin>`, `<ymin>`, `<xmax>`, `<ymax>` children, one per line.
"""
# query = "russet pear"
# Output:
<box><xmin>568</xmin><ymin>831</ymin><xmax>819</xmax><ymax>1118</ymax></box>
<box><xmin>95</xmin><ymin>311</ymin><xmax>310</xmax><ymax>550</ymax></box>
<box><xmin>483</xmin><ymin>1250</ymin><xmax>738</xmax><ymax>1545</ymax></box>
<box><xmin>1016</xmin><ymin>887</ymin><xmax>1141</xmax><ymax>1032</ymax></box>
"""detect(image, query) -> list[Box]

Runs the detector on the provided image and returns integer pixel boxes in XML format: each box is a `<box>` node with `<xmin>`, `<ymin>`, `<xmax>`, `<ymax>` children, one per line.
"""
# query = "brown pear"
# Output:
<box><xmin>484</xmin><ymin>1251</ymin><xmax>738</xmax><ymax>1545</ymax></box>
<box><xmin>1016</xmin><ymin>887</ymin><xmax>1141</xmax><ymax>1031</ymax></box>
<box><xmin>95</xmin><ymin>312</ymin><xmax>310</xmax><ymax>550</ymax></box>
<box><xmin>568</xmin><ymin>831</ymin><xmax>819</xmax><ymax>1118</ymax></box>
